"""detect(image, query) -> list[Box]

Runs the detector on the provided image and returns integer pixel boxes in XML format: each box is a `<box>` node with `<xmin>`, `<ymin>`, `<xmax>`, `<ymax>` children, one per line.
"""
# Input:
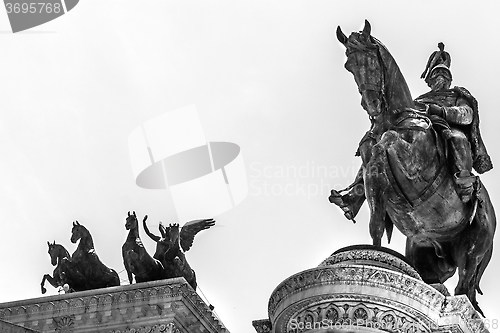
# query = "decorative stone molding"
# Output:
<box><xmin>109</xmin><ymin>323</ymin><xmax>180</xmax><ymax>333</ymax></box>
<box><xmin>319</xmin><ymin>245</ymin><xmax>421</xmax><ymax>280</ymax></box>
<box><xmin>256</xmin><ymin>245</ymin><xmax>488</xmax><ymax>333</ymax></box>
<box><xmin>268</xmin><ymin>264</ymin><xmax>443</xmax><ymax>318</ymax></box>
<box><xmin>0</xmin><ymin>319</ymin><xmax>40</xmax><ymax>332</ymax></box>
<box><xmin>0</xmin><ymin>278</ymin><xmax>228</xmax><ymax>333</ymax></box>
<box><xmin>286</xmin><ymin>300</ymin><xmax>432</xmax><ymax>333</ymax></box>
<box><xmin>53</xmin><ymin>315</ymin><xmax>75</xmax><ymax>332</ymax></box>
<box><xmin>251</xmin><ymin>319</ymin><xmax>271</xmax><ymax>333</ymax></box>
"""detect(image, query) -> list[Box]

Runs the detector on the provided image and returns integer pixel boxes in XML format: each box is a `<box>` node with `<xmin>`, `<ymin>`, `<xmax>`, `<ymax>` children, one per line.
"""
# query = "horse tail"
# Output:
<box><xmin>189</xmin><ymin>269</ymin><xmax>197</xmax><ymax>290</ymax></box>
<box><xmin>474</xmin><ymin>245</ymin><xmax>493</xmax><ymax>295</ymax></box>
<box><xmin>108</xmin><ymin>268</ymin><xmax>120</xmax><ymax>287</ymax></box>
<box><xmin>384</xmin><ymin>213</ymin><xmax>394</xmax><ymax>243</ymax></box>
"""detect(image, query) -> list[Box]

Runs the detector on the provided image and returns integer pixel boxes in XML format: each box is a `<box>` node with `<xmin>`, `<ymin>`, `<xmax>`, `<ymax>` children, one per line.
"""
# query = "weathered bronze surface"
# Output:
<box><xmin>69</xmin><ymin>221</ymin><xmax>120</xmax><ymax>289</ymax></box>
<box><xmin>330</xmin><ymin>20</ymin><xmax>496</xmax><ymax>316</ymax></box>
<box><xmin>122</xmin><ymin>211</ymin><xmax>166</xmax><ymax>284</ymax></box>
<box><xmin>41</xmin><ymin>222</ymin><xmax>120</xmax><ymax>294</ymax></box>
<box><xmin>41</xmin><ymin>241</ymin><xmax>83</xmax><ymax>294</ymax></box>
<box><xmin>143</xmin><ymin>218</ymin><xmax>215</xmax><ymax>290</ymax></box>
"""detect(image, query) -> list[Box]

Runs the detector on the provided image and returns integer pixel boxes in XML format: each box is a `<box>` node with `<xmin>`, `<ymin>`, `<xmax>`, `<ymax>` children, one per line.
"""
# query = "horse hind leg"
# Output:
<box><xmin>453</xmin><ymin>193</ymin><xmax>495</xmax><ymax>317</ymax></box>
<box><xmin>474</xmin><ymin>245</ymin><xmax>493</xmax><ymax>296</ymax></box>
<box><xmin>106</xmin><ymin>269</ymin><xmax>120</xmax><ymax>287</ymax></box>
<box><xmin>405</xmin><ymin>238</ymin><xmax>456</xmax><ymax>284</ymax></box>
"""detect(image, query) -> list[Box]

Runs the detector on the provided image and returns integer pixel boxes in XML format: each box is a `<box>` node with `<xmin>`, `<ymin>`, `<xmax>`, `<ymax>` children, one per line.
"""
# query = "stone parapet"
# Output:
<box><xmin>255</xmin><ymin>245</ymin><xmax>487</xmax><ymax>333</ymax></box>
<box><xmin>0</xmin><ymin>319</ymin><xmax>40</xmax><ymax>333</ymax></box>
<box><xmin>0</xmin><ymin>278</ymin><xmax>228</xmax><ymax>333</ymax></box>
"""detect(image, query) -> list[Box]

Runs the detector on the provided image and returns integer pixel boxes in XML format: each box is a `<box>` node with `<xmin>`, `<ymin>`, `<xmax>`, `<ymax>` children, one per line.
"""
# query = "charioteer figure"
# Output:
<box><xmin>415</xmin><ymin>43</ymin><xmax>493</xmax><ymax>202</ymax></box>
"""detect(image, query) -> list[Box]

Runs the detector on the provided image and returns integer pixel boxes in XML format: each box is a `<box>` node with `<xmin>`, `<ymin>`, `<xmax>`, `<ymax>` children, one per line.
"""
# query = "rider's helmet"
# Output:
<box><xmin>421</xmin><ymin>42</ymin><xmax>452</xmax><ymax>85</ymax></box>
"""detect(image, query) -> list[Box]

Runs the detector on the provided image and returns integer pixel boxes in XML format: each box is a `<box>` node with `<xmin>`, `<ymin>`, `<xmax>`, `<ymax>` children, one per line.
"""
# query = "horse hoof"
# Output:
<box><xmin>41</xmin><ymin>287</ymin><xmax>47</xmax><ymax>294</ymax></box>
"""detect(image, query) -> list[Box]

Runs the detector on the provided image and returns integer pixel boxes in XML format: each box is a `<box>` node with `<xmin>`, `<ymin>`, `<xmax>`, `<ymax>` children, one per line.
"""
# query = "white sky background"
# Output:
<box><xmin>0</xmin><ymin>1</ymin><xmax>499</xmax><ymax>332</ymax></box>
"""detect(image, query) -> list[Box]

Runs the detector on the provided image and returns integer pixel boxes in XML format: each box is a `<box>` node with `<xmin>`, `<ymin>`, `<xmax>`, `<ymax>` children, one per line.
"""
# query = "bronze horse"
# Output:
<box><xmin>143</xmin><ymin>218</ymin><xmax>216</xmax><ymax>290</ymax></box>
<box><xmin>330</xmin><ymin>20</ymin><xmax>495</xmax><ymax>315</ymax></box>
<box><xmin>40</xmin><ymin>241</ymin><xmax>86</xmax><ymax>294</ymax></box>
<box><xmin>122</xmin><ymin>211</ymin><xmax>166</xmax><ymax>283</ymax></box>
<box><xmin>70</xmin><ymin>221</ymin><xmax>120</xmax><ymax>289</ymax></box>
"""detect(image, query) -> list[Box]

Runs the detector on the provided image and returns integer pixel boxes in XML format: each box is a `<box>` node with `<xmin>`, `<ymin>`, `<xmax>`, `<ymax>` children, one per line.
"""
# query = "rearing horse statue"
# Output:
<box><xmin>330</xmin><ymin>20</ymin><xmax>495</xmax><ymax>316</ymax></box>
<box><xmin>122</xmin><ymin>211</ymin><xmax>166</xmax><ymax>283</ymax></box>
<box><xmin>70</xmin><ymin>221</ymin><xmax>120</xmax><ymax>289</ymax></box>
<box><xmin>41</xmin><ymin>241</ymin><xmax>86</xmax><ymax>294</ymax></box>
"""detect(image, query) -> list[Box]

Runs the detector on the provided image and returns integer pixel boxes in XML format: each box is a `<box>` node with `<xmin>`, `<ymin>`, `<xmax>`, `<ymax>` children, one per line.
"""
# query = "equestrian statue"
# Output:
<box><xmin>329</xmin><ymin>20</ymin><xmax>495</xmax><ymax>316</ymax></box>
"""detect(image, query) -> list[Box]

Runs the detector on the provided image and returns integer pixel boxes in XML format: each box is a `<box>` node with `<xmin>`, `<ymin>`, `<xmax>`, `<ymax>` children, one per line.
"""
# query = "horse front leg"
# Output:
<box><xmin>123</xmin><ymin>258</ymin><xmax>133</xmax><ymax>284</ymax></box>
<box><xmin>329</xmin><ymin>134</ymin><xmax>375</xmax><ymax>222</ymax></box>
<box><xmin>365</xmin><ymin>141</ymin><xmax>391</xmax><ymax>247</ymax></box>
<box><xmin>329</xmin><ymin>166</ymin><xmax>366</xmax><ymax>223</ymax></box>
<box><xmin>41</xmin><ymin>274</ymin><xmax>59</xmax><ymax>294</ymax></box>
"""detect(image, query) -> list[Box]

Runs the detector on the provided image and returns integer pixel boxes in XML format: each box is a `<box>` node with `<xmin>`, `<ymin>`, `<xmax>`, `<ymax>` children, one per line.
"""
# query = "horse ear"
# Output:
<box><xmin>76</xmin><ymin>220</ymin><xmax>81</xmax><ymax>226</ymax></box>
<box><xmin>72</xmin><ymin>221</ymin><xmax>76</xmax><ymax>227</ymax></box>
<box><xmin>128</xmin><ymin>211</ymin><xmax>130</xmax><ymax>217</ymax></box>
<box><xmin>133</xmin><ymin>211</ymin><xmax>136</xmax><ymax>216</ymax></box>
<box><xmin>47</xmin><ymin>241</ymin><xmax>50</xmax><ymax>247</ymax></box>
<box><xmin>336</xmin><ymin>26</ymin><xmax>348</xmax><ymax>45</ymax></box>
<box><xmin>362</xmin><ymin>19</ymin><xmax>371</xmax><ymax>37</ymax></box>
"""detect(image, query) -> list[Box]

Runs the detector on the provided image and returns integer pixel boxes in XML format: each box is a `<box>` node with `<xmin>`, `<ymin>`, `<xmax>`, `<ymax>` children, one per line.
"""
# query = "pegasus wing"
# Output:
<box><xmin>180</xmin><ymin>219</ymin><xmax>215</xmax><ymax>252</ymax></box>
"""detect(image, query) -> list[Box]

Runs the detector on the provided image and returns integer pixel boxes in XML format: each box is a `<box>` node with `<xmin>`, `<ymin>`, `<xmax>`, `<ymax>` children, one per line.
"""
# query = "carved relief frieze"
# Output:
<box><xmin>440</xmin><ymin>295</ymin><xmax>486</xmax><ymax>333</ymax></box>
<box><xmin>109</xmin><ymin>322</ymin><xmax>180</xmax><ymax>333</ymax></box>
<box><xmin>268</xmin><ymin>264</ymin><xmax>443</xmax><ymax>318</ymax></box>
<box><xmin>53</xmin><ymin>314</ymin><xmax>75</xmax><ymax>332</ymax></box>
<box><xmin>275</xmin><ymin>292</ymin><xmax>443</xmax><ymax>333</ymax></box>
<box><xmin>319</xmin><ymin>249</ymin><xmax>421</xmax><ymax>280</ymax></box>
<box><xmin>252</xmin><ymin>319</ymin><xmax>272</xmax><ymax>333</ymax></box>
<box><xmin>0</xmin><ymin>279</ymin><xmax>227</xmax><ymax>333</ymax></box>
<box><xmin>285</xmin><ymin>300</ymin><xmax>431</xmax><ymax>333</ymax></box>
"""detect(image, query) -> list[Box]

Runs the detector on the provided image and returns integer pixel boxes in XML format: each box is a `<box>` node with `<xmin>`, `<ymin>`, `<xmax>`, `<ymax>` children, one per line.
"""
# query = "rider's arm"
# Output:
<box><xmin>441</xmin><ymin>97</ymin><xmax>473</xmax><ymax>125</ymax></box>
<box><xmin>142</xmin><ymin>217</ymin><xmax>160</xmax><ymax>242</ymax></box>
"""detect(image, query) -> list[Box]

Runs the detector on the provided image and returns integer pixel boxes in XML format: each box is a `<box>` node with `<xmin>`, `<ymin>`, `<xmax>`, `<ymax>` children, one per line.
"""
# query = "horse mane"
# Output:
<box><xmin>75</xmin><ymin>225</ymin><xmax>95</xmax><ymax>251</ymax></box>
<box><xmin>371</xmin><ymin>37</ymin><xmax>414</xmax><ymax>112</ymax></box>
<box><xmin>56</xmin><ymin>244</ymin><xmax>70</xmax><ymax>258</ymax></box>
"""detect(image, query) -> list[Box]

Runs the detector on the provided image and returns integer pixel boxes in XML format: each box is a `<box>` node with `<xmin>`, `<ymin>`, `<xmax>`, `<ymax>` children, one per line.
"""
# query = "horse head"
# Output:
<box><xmin>47</xmin><ymin>241</ymin><xmax>58</xmax><ymax>266</ymax></box>
<box><xmin>166</xmin><ymin>223</ymin><xmax>180</xmax><ymax>247</ymax></box>
<box><xmin>47</xmin><ymin>241</ymin><xmax>69</xmax><ymax>266</ymax></box>
<box><xmin>337</xmin><ymin>20</ymin><xmax>413</xmax><ymax>120</ymax></box>
<box><xmin>125</xmin><ymin>211</ymin><xmax>138</xmax><ymax>231</ymax></box>
<box><xmin>70</xmin><ymin>221</ymin><xmax>88</xmax><ymax>244</ymax></box>
<box><xmin>156</xmin><ymin>223</ymin><xmax>181</xmax><ymax>261</ymax></box>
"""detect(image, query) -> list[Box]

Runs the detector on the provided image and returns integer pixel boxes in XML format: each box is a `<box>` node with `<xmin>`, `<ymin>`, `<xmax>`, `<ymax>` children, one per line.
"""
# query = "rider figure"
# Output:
<box><xmin>415</xmin><ymin>43</ymin><xmax>492</xmax><ymax>203</ymax></box>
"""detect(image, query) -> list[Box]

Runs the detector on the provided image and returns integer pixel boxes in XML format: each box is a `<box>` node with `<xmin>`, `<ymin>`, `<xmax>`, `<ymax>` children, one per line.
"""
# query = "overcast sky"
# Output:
<box><xmin>0</xmin><ymin>1</ymin><xmax>499</xmax><ymax>332</ymax></box>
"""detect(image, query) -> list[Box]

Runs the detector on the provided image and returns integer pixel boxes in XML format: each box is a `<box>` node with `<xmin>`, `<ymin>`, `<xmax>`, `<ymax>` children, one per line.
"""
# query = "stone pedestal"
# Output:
<box><xmin>253</xmin><ymin>245</ymin><xmax>488</xmax><ymax>333</ymax></box>
<box><xmin>0</xmin><ymin>278</ymin><xmax>228</xmax><ymax>333</ymax></box>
